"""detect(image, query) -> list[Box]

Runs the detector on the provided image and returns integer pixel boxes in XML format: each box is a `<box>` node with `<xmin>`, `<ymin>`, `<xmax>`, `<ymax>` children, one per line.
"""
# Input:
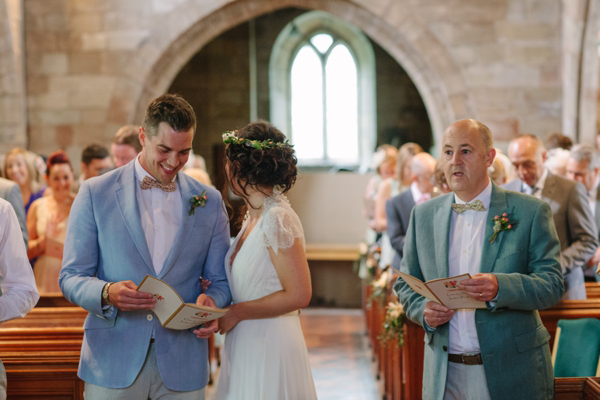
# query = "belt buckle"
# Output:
<box><xmin>462</xmin><ymin>353</ymin><xmax>478</xmax><ymax>365</ymax></box>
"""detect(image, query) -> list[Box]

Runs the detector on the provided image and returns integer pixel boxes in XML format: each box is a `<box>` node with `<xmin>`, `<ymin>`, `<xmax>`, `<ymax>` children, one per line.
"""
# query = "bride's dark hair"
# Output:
<box><xmin>224</xmin><ymin>120</ymin><xmax>297</xmax><ymax>201</ymax></box>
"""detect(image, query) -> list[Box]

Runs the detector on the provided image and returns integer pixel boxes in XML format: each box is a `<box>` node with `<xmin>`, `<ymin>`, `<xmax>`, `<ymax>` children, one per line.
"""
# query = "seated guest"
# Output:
<box><xmin>545</xmin><ymin>132</ymin><xmax>573</xmax><ymax>151</ymax></box>
<box><xmin>432</xmin><ymin>159</ymin><xmax>451</xmax><ymax>194</ymax></box>
<box><xmin>505</xmin><ymin>134</ymin><xmax>598</xmax><ymax>299</ymax></box>
<box><xmin>386</xmin><ymin>152</ymin><xmax>436</xmax><ymax>270</ymax></box>
<box><xmin>111</xmin><ymin>124</ymin><xmax>141</xmax><ymax>167</ymax></box>
<box><xmin>0</xmin><ymin>197</ymin><xmax>39</xmax><ymax>398</ymax></box>
<box><xmin>72</xmin><ymin>144</ymin><xmax>113</xmax><ymax>193</ymax></box>
<box><xmin>545</xmin><ymin>147</ymin><xmax>571</xmax><ymax>177</ymax></box>
<box><xmin>3</xmin><ymin>148</ymin><xmax>46</xmax><ymax>214</ymax></box>
<box><xmin>27</xmin><ymin>151</ymin><xmax>75</xmax><ymax>294</ymax></box>
<box><xmin>566</xmin><ymin>144</ymin><xmax>600</xmax><ymax>281</ymax></box>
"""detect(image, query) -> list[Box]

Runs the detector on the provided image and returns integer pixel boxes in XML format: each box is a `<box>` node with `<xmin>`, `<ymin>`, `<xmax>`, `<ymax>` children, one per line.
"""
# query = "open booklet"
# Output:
<box><xmin>394</xmin><ymin>269</ymin><xmax>487</xmax><ymax>309</ymax></box>
<box><xmin>137</xmin><ymin>275</ymin><xmax>228</xmax><ymax>330</ymax></box>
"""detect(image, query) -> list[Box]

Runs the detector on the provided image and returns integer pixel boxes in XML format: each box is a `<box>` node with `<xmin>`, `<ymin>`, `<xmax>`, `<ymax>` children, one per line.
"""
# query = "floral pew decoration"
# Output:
<box><xmin>380</xmin><ymin>301</ymin><xmax>405</xmax><ymax>346</ymax></box>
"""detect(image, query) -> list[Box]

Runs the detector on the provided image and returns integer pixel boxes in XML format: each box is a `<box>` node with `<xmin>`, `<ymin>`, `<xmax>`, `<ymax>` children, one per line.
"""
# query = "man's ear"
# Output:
<box><xmin>139</xmin><ymin>127</ymin><xmax>146</xmax><ymax>147</ymax></box>
<box><xmin>487</xmin><ymin>148</ymin><xmax>496</xmax><ymax>168</ymax></box>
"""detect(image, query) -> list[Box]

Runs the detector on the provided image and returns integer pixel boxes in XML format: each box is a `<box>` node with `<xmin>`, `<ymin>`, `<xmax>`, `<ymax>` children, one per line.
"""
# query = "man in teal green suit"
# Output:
<box><xmin>395</xmin><ymin>119</ymin><xmax>564</xmax><ymax>400</ymax></box>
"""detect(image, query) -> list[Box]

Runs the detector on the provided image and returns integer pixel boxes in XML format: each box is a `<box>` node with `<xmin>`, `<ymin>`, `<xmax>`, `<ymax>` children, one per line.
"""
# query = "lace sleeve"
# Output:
<box><xmin>260</xmin><ymin>205</ymin><xmax>304</xmax><ymax>254</ymax></box>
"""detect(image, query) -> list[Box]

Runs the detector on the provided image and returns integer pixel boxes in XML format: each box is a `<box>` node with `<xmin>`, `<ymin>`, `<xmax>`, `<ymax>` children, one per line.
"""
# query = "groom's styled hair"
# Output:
<box><xmin>144</xmin><ymin>94</ymin><xmax>196</xmax><ymax>137</ymax></box>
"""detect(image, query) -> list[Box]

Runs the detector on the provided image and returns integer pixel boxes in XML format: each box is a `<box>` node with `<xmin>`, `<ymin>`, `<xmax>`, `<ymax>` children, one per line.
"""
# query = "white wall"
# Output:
<box><xmin>286</xmin><ymin>172</ymin><xmax>372</xmax><ymax>244</ymax></box>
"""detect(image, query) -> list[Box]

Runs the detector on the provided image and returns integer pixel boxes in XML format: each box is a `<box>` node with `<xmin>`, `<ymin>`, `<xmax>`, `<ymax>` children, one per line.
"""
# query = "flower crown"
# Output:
<box><xmin>222</xmin><ymin>131</ymin><xmax>293</xmax><ymax>150</ymax></box>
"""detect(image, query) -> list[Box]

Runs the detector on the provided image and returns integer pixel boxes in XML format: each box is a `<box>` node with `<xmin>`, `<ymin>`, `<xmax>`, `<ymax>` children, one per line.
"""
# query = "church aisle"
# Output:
<box><xmin>206</xmin><ymin>308</ymin><xmax>381</xmax><ymax>400</ymax></box>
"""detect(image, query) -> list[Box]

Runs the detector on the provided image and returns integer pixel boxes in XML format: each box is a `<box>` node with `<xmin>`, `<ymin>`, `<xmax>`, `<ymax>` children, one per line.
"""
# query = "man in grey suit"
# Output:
<box><xmin>566</xmin><ymin>144</ymin><xmax>600</xmax><ymax>280</ymax></box>
<box><xmin>386</xmin><ymin>152</ymin><xmax>436</xmax><ymax>270</ymax></box>
<box><xmin>0</xmin><ymin>177</ymin><xmax>27</xmax><ymax>246</ymax></box>
<box><xmin>505</xmin><ymin>134</ymin><xmax>598</xmax><ymax>299</ymax></box>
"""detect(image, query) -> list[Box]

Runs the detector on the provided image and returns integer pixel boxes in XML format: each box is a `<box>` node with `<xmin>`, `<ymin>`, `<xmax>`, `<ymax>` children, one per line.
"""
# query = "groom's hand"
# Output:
<box><xmin>460</xmin><ymin>274</ymin><xmax>498</xmax><ymax>301</ymax></box>
<box><xmin>193</xmin><ymin>294</ymin><xmax>218</xmax><ymax>339</ymax></box>
<box><xmin>424</xmin><ymin>301</ymin><xmax>454</xmax><ymax>328</ymax></box>
<box><xmin>109</xmin><ymin>280</ymin><xmax>156</xmax><ymax>311</ymax></box>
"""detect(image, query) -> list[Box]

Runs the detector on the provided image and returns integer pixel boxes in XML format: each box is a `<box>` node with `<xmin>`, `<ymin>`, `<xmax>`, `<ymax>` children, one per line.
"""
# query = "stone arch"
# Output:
<box><xmin>111</xmin><ymin>0</ymin><xmax>472</xmax><ymax>151</ymax></box>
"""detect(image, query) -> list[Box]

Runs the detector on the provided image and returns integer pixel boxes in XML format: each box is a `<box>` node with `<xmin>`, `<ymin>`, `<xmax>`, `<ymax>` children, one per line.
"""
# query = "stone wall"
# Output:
<box><xmin>3</xmin><ymin>0</ymin><xmax>581</xmax><ymax>168</ymax></box>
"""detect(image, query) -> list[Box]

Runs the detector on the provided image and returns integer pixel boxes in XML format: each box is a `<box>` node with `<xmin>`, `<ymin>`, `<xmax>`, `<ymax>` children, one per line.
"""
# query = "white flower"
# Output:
<box><xmin>388</xmin><ymin>302</ymin><xmax>403</xmax><ymax>319</ymax></box>
<box><xmin>373</xmin><ymin>271</ymin><xmax>389</xmax><ymax>289</ymax></box>
<box><xmin>358</xmin><ymin>242</ymin><xmax>368</xmax><ymax>255</ymax></box>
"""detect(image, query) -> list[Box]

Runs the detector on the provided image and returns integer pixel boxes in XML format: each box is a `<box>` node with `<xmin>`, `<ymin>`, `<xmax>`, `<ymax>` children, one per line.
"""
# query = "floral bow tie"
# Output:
<box><xmin>140</xmin><ymin>176</ymin><xmax>176</xmax><ymax>192</ymax></box>
<box><xmin>451</xmin><ymin>200</ymin><xmax>486</xmax><ymax>214</ymax></box>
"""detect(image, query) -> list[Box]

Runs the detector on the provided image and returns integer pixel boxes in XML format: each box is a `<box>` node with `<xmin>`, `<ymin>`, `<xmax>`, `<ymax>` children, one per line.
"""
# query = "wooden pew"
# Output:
<box><xmin>585</xmin><ymin>282</ymin><xmax>600</xmax><ymax>299</ymax></box>
<box><xmin>383</xmin><ymin>299</ymin><xmax>600</xmax><ymax>399</ymax></box>
<box><xmin>555</xmin><ymin>377</ymin><xmax>600</xmax><ymax>399</ymax></box>
<box><xmin>0</xmin><ymin>306</ymin><xmax>86</xmax><ymax>399</ymax></box>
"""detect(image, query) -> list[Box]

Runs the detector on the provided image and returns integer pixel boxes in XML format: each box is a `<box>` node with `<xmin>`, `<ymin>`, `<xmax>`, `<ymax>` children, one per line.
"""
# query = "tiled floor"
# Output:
<box><xmin>206</xmin><ymin>308</ymin><xmax>381</xmax><ymax>400</ymax></box>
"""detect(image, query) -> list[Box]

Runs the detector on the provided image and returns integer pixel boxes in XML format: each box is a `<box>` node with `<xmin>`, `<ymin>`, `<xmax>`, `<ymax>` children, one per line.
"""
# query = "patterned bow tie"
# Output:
<box><xmin>140</xmin><ymin>176</ymin><xmax>176</xmax><ymax>192</ymax></box>
<box><xmin>451</xmin><ymin>200</ymin><xmax>486</xmax><ymax>214</ymax></box>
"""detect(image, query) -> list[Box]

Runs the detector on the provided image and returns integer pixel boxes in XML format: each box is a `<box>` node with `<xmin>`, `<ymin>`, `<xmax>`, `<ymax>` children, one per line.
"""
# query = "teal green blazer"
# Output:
<box><xmin>395</xmin><ymin>183</ymin><xmax>564</xmax><ymax>400</ymax></box>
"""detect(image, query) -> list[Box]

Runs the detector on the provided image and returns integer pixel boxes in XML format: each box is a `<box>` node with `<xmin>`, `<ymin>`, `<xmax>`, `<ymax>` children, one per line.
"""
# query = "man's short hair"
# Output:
<box><xmin>82</xmin><ymin>144</ymin><xmax>109</xmax><ymax>165</ymax></box>
<box><xmin>544</xmin><ymin>132</ymin><xmax>573</xmax><ymax>151</ymax></box>
<box><xmin>143</xmin><ymin>94</ymin><xmax>196</xmax><ymax>137</ymax></box>
<box><xmin>113</xmin><ymin>125</ymin><xmax>142</xmax><ymax>152</ymax></box>
<box><xmin>474</xmin><ymin>120</ymin><xmax>493</xmax><ymax>151</ymax></box>
<box><xmin>570</xmin><ymin>144</ymin><xmax>599</xmax><ymax>170</ymax></box>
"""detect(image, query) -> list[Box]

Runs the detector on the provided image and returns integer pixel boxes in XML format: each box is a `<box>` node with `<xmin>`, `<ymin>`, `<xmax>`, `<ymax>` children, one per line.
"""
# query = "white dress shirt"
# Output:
<box><xmin>588</xmin><ymin>178</ymin><xmax>599</xmax><ymax>218</ymax></box>
<box><xmin>523</xmin><ymin>168</ymin><xmax>548</xmax><ymax>198</ymax></box>
<box><xmin>447</xmin><ymin>181</ymin><xmax>492</xmax><ymax>354</ymax></box>
<box><xmin>0</xmin><ymin>198</ymin><xmax>39</xmax><ymax>321</ymax></box>
<box><xmin>134</xmin><ymin>157</ymin><xmax>182</xmax><ymax>275</ymax></box>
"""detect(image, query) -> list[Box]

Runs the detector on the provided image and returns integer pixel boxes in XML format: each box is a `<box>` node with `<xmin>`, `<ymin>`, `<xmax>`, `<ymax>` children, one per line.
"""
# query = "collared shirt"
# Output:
<box><xmin>523</xmin><ymin>168</ymin><xmax>548</xmax><ymax>198</ymax></box>
<box><xmin>0</xmin><ymin>199</ymin><xmax>39</xmax><ymax>322</ymax></box>
<box><xmin>447</xmin><ymin>181</ymin><xmax>492</xmax><ymax>354</ymax></box>
<box><xmin>410</xmin><ymin>182</ymin><xmax>428</xmax><ymax>204</ymax></box>
<box><xmin>134</xmin><ymin>156</ymin><xmax>182</xmax><ymax>275</ymax></box>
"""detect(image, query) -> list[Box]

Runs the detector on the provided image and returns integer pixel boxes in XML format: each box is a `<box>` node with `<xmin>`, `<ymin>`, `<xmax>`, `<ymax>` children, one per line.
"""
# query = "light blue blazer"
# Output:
<box><xmin>59</xmin><ymin>162</ymin><xmax>231</xmax><ymax>391</ymax></box>
<box><xmin>395</xmin><ymin>183</ymin><xmax>564</xmax><ymax>400</ymax></box>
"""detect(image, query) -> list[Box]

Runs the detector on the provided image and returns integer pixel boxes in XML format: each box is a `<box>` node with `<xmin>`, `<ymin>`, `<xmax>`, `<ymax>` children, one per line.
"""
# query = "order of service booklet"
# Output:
<box><xmin>137</xmin><ymin>275</ymin><xmax>228</xmax><ymax>330</ymax></box>
<box><xmin>395</xmin><ymin>270</ymin><xmax>487</xmax><ymax>309</ymax></box>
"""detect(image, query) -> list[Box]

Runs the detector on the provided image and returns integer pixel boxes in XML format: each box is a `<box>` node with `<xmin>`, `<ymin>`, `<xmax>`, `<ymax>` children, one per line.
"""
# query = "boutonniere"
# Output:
<box><xmin>189</xmin><ymin>190</ymin><xmax>207</xmax><ymax>215</ymax></box>
<box><xmin>489</xmin><ymin>212</ymin><xmax>515</xmax><ymax>244</ymax></box>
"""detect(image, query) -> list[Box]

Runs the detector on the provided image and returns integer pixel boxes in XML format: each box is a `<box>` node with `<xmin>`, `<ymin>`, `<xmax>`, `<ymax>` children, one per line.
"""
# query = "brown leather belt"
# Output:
<box><xmin>448</xmin><ymin>353</ymin><xmax>483</xmax><ymax>365</ymax></box>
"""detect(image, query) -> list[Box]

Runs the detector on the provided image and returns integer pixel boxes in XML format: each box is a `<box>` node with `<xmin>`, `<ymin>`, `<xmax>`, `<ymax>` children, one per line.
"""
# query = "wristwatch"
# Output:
<box><xmin>102</xmin><ymin>282</ymin><xmax>113</xmax><ymax>305</ymax></box>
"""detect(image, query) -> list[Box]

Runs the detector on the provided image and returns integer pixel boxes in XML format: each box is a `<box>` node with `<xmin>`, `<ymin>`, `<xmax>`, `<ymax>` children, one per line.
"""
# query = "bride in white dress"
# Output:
<box><xmin>216</xmin><ymin>122</ymin><xmax>317</xmax><ymax>400</ymax></box>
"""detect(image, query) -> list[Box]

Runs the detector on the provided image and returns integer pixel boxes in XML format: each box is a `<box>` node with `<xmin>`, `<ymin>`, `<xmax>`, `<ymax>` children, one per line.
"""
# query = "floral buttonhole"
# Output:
<box><xmin>189</xmin><ymin>190</ymin><xmax>208</xmax><ymax>216</ymax></box>
<box><xmin>489</xmin><ymin>212</ymin><xmax>515</xmax><ymax>244</ymax></box>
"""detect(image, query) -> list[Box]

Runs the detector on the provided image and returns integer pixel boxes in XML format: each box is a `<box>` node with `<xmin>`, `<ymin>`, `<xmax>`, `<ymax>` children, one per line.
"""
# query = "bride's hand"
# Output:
<box><xmin>218</xmin><ymin>305</ymin><xmax>240</xmax><ymax>334</ymax></box>
<box><xmin>193</xmin><ymin>294</ymin><xmax>218</xmax><ymax>339</ymax></box>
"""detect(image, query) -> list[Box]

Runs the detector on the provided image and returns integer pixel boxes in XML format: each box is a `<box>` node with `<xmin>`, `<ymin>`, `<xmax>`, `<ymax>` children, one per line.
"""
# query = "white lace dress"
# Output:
<box><xmin>217</xmin><ymin>194</ymin><xmax>317</xmax><ymax>400</ymax></box>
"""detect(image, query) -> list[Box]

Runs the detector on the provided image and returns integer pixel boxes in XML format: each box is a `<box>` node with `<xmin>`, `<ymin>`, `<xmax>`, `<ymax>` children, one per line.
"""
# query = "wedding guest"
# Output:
<box><xmin>364</xmin><ymin>145</ymin><xmax>397</xmax><ymax>236</ymax></box>
<box><xmin>183</xmin><ymin>168</ymin><xmax>212</xmax><ymax>187</ymax></box>
<box><xmin>0</xmin><ymin>177</ymin><xmax>27</xmax><ymax>246</ymax></box>
<box><xmin>545</xmin><ymin>132</ymin><xmax>573</xmax><ymax>151</ymax></box>
<box><xmin>505</xmin><ymin>134</ymin><xmax>598</xmax><ymax>299</ymax></box>
<box><xmin>396</xmin><ymin>119</ymin><xmax>563</xmax><ymax>400</ymax></box>
<box><xmin>72</xmin><ymin>144</ymin><xmax>113</xmax><ymax>193</ymax></box>
<box><xmin>566</xmin><ymin>144</ymin><xmax>600</xmax><ymax>281</ymax></box>
<box><xmin>111</xmin><ymin>124</ymin><xmax>141</xmax><ymax>167</ymax></box>
<box><xmin>433</xmin><ymin>160</ymin><xmax>451</xmax><ymax>194</ymax></box>
<box><xmin>386</xmin><ymin>152</ymin><xmax>436</xmax><ymax>270</ymax></box>
<box><xmin>27</xmin><ymin>150</ymin><xmax>75</xmax><ymax>294</ymax></box>
<box><xmin>0</xmin><ymin>198</ymin><xmax>39</xmax><ymax>398</ymax></box>
<box><xmin>544</xmin><ymin>147</ymin><xmax>571</xmax><ymax>177</ymax></box>
<box><xmin>493</xmin><ymin>150</ymin><xmax>516</xmax><ymax>184</ymax></box>
<box><xmin>217</xmin><ymin>121</ymin><xmax>316</xmax><ymax>400</ymax></box>
<box><xmin>60</xmin><ymin>94</ymin><xmax>230</xmax><ymax>399</ymax></box>
<box><xmin>3</xmin><ymin>148</ymin><xmax>46</xmax><ymax>214</ymax></box>
<box><xmin>488</xmin><ymin>156</ymin><xmax>507</xmax><ymax>185</ymax></box>
<box><xmin>375</xmin><ymin>143</ymin><xmax>422</xmax><ymax>268</ymax></box>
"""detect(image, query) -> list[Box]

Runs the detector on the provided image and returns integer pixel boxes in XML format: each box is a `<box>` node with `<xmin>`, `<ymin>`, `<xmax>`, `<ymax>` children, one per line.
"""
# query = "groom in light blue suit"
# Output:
<box><xmin>396</xmin><ymin>120</ymin><xmax>564</xmax><ymax>400</ymax></box>
<box><xmin>60</xmin><ymin>94</ymin><xmax>231</xmax><ymax>399</ymax></box>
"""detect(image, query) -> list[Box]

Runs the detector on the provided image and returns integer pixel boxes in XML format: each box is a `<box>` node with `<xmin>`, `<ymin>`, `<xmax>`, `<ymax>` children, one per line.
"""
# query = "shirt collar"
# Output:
<box><xmin>410</xmin><ymin>181</ymin><xmax>425</xmax><ymax>203</ymax></box>
<box><xmin>134</xmin><ymin>155</ymin><xmax>177</xmax><ymax>184</ymax></box>
<box><xmin>589</xmin><ymin>177</ymin><xmax>600</xmax><ymax>201</ymax></box>
<box><xmin>527</xmin><ymin>168</ymin><xmax>548</xmax><ymax>193</ymax></box>
<box><xmin>453</xmin><ymin>179</ymin><xmax>493</xmax><ymax>210</ymax></box>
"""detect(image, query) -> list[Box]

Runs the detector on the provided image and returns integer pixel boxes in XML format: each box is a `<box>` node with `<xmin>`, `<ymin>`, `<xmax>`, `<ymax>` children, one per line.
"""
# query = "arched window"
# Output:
<box><xmin>270</xmin><ymin>11</ymin><xmax>376</xmax><ymax>169</ymax></box>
